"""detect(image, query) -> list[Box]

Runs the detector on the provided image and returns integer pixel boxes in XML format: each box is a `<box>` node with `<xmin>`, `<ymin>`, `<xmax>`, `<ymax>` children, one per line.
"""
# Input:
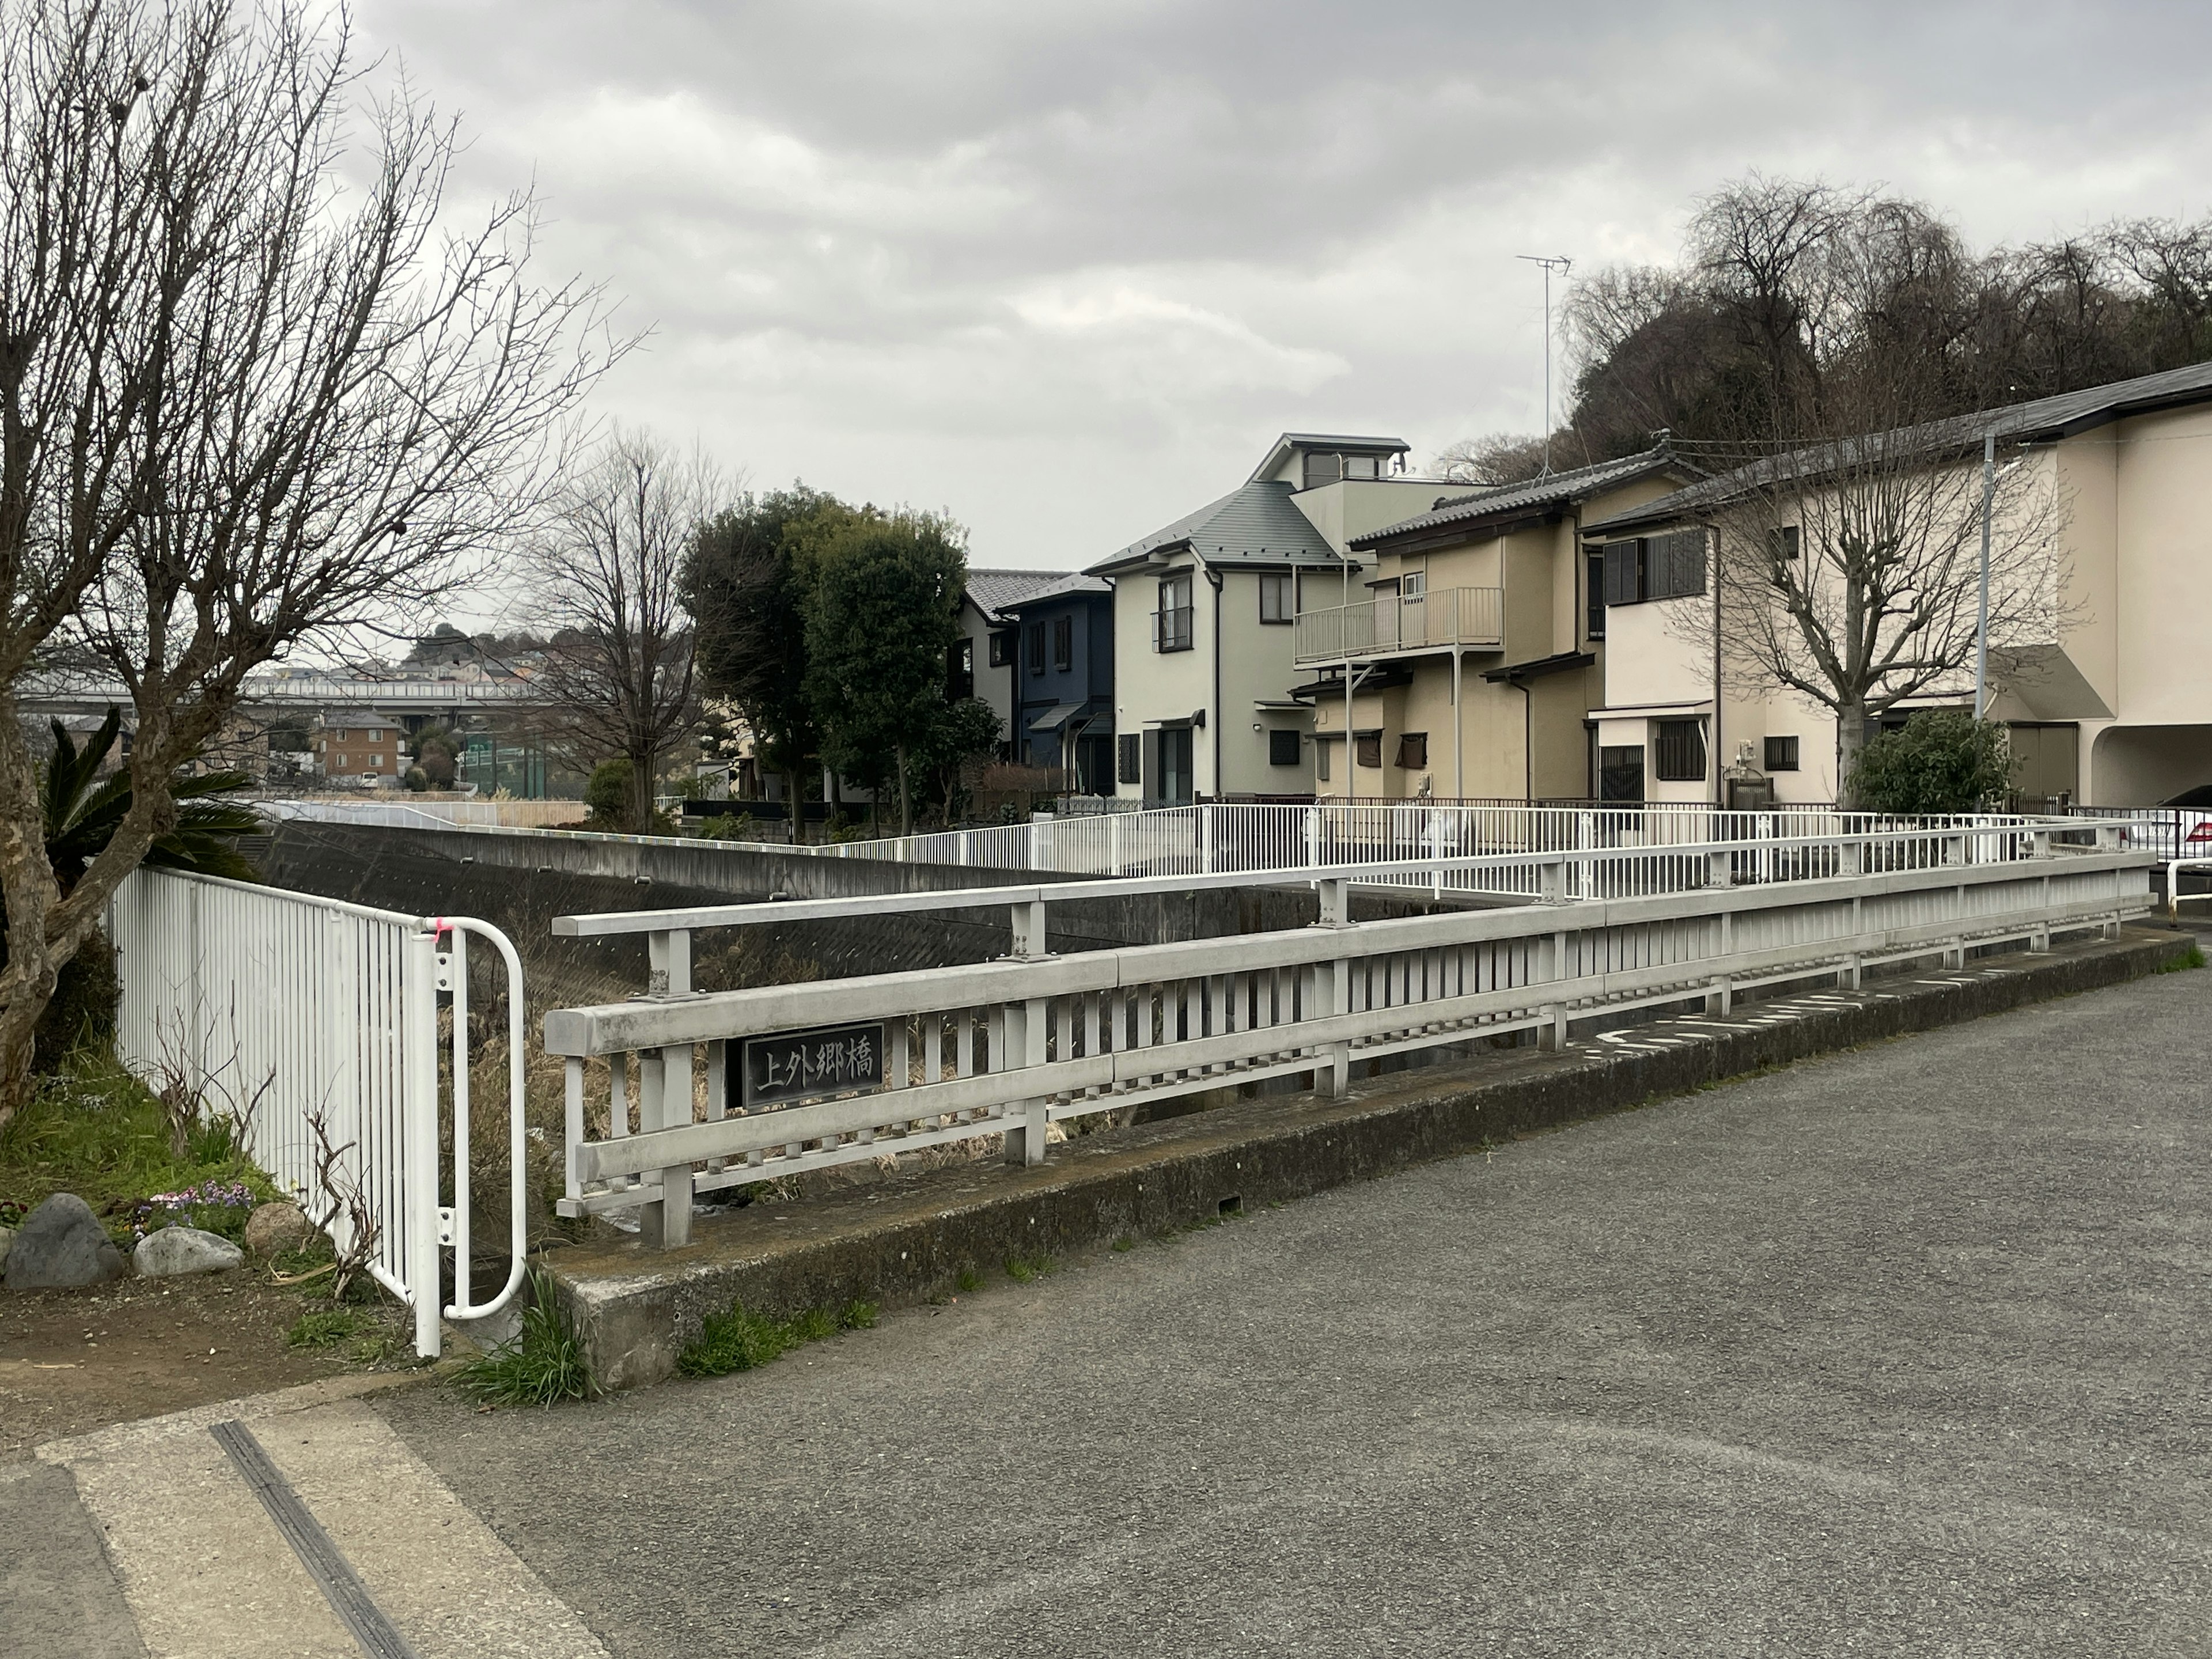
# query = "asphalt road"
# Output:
<box><xmin>380</xmin><ymin>966</ymin><xmax>2212</xmax><ymax>1658</ymax></box>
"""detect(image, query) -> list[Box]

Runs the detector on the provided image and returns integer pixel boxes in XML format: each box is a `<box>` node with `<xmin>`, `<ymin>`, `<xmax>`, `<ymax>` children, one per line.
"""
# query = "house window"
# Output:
<box><xmin>1268</xmin><ymin>728</ymin><xmax>1300</xmax><ymax>767</ymax></box>
<box><xmin>1153</xmin><ymin>573</ymin><xmax>1193</xmax><ymax>652</ymax></box>
<box><xmin>335</xmin><ymin>752</ymin><xmax>348</xmax><ymax>769</ymax></box>
<box><xmin>365</xmin><ymin>753</ymin><xmax>382</xmax><ymax>770</ymax></box>
<box><xmin>368</xmin><ymin>728</ymin><xmax>382</xmax><ymax>741</ymax></box>
<box><xmin>1770</xmin><ymin>525</ymin><xmax>1801</xmax><ymax>562</ymax></box>
<box><xmin>1601</xmin><ymin>530</ymin><xmax>1707</xmax><ymax>607</ymax></box>
<box><xmin>1764</xmin><ymin>734</ymin><xmax>1800</xmax><ymax>771</ymax></box>
<box><xmin>1586</xmin><ymin>551</ymin><xmax>1605</xmax><ymax>641</ymax></box>
<box><xmin>1315</xmin><ymin>737</ymin><xmax>1331</xmax><ymax>782</ymax></box>
<box><xmin>1052</xmin><ymin>615</ymin><xmax>1073</xmax><ymax>672</ymax></box>
<box><xmin>1302</xmin><ymin>452</ymin><xmax>1343</xmax><ymax>489</ymax></box>
<box><xmin>1355</xmin><ymin>732</ymin><xmax>1381</xmax><ymax>770</ymax></box>
<box><xmin>1395</xmin><ymin>732</ymin><xmax>1427</xmax><ymax>770</ymax></box>
<box><xmin>1400</xmin><ymin>569</ymin><xmax>1426</xmax><ymax>602</ymax></box>
<box><xmin>1599</xmin><ymin>745</ymin><xmax>1644</xmax><ymax>802</ymax></box>
<box><xmin>1344</xmin><ymin>454</ymin><xmax>1380</xmax><ymax>479</ymax></box>
<box><xmin>1259</xmin><ymin>573</ymin><xmax>1293</xmax><ymax>624</ymax></box>
<box><xmin>988</xmin><ymin>631</ymin><xmax>1014</xmax><ymax>667</ymax></box>
<box><xmin>1654</xmin><ymin>718</ymin><xmax>1707</xmax><ymax>781</ymax></box>
<box><xmin>1026</xmin><ymin>624</ymin><xmax>1046</xmax><ymax>676</ymax></box>
<box><xmin>1118</xmin><ymin>733</ymin><xmax>1141</xmax><ymax>785</ymax></box>
<box><xmin>947</xmin><ymin>637</ymin><xmax>974</xmax><ymax>702</ymax></box>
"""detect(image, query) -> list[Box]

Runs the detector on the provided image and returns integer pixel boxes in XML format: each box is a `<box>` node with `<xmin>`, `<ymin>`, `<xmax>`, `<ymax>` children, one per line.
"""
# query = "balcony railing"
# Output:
<box><xmin>1292</xmin><ymin>586</ymin><xmax>1503</xmax><ymax>663</ymax></box>
<box><xmin>1152</xmin><ymin>605</ymin><xmax>1194</xmax><ymax>652</ymax></box>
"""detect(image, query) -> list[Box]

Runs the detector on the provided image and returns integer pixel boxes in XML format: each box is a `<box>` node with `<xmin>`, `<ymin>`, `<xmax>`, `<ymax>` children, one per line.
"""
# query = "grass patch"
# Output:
<box><xmin>1004</xmin><ymin>1252</ymin><xmax>1058</xmax><ymax>1283</ymax></box>
<box><xmin>677</xmin><ymin>1297</ymin><xmax>880</xmax><ymax>1379</ymax></box>
<box><xmin>0</xmin><ymin>1049</ymin><xmax>278</xmax><ymax>1240</ymax></box>
<box><xmin>1111</xmin><ymin>1236</ymin><xmax>1135</xmax><ymax>1252</ymax></box>
<box><xmin>286</xmin><ymin>1308</ymin><xmax>364</xmax><ymax>1350</ymax></box>
<box><xmin>954</xmin><ymin>1267</ymin><xmax>982</xmax><ymax>1293</ymax></box>
<box><xmin>2157</xmin><ymin>941</ymin><xmax>2206</xmax><ymax>972</ymax></box>
<box><xmin>454</xmin><ymin>1266</ymin><xmax>598</xmax><ymax>1408</ymax></box>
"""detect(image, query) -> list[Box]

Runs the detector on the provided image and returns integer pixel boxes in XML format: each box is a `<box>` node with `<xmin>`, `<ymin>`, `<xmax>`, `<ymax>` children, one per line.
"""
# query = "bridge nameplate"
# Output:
<box><xmin>737</xmin><ymin>1022</ymin><xmax>886</xmax><ymax>1111</ymax></box>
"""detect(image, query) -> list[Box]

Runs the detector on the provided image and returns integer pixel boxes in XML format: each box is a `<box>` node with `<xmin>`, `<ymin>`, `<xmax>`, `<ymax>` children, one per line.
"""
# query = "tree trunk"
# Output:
<box><xmin>630</xmin><ymin>745</ymin><xmax>658</xmax><ymax>832</ymax></box>
<box><xmin>896</xmin><ymin>745</ymin><xmax>911</xmax><ymax>837</ymax></box>
<box><xmin>1834</xmin><ymin>702</ymin><xmax>1869</xmax><ymax>812</ymax></box>
<box><xmin>786</xmin><ymin>767</ymin><xmax>806</xmax><ymax>844</ymax></box>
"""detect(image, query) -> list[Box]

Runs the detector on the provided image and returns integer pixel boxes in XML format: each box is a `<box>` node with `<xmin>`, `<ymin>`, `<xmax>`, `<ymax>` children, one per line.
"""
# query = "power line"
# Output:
<box><xmin>1516</xmin><ymin>255</ymin><xmax>1572</xmax><ymax>475</ymax></box>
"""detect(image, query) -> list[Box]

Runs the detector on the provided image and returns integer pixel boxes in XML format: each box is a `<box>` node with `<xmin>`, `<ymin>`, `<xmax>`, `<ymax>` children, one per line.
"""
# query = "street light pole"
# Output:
<box><xmin>1517</xmin><ymin>254</ymin><xmax>1573</xmax><ymax>476</ymax></box>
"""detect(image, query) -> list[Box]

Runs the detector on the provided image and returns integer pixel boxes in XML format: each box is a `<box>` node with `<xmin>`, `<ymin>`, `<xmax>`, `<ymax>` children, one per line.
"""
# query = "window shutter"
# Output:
<box><xmin>1118</xmin><ymin>733</ymin><xmax>1141</xmax><ymax>785</ymax></box>
<box><xmin>1602</xmin><ymin>541</ymin><xmax>1641</xmax><ymax>605</ymax></box>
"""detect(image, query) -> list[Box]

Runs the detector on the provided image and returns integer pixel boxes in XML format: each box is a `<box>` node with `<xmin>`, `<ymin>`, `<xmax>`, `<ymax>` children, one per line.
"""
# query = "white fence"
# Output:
<box><xmin>107</xmin><ymin>868</ymin><xmax>528</xmax><ymax>1356</ymax></box>
<box><xmin>543</xmin><ymin>822</ymin><xmax>2153</xmax><ymax>1238</ymax></box>
<box><xmin>798</xmin><ymin>801</ymin><xmax>2069</xmax><ymax>897</ymax></box>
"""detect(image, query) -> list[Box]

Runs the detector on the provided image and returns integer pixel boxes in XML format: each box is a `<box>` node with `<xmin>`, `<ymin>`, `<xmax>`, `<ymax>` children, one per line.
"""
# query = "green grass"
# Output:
<box><xmin>0</xmin><ymin>1050</ymin><xmax>277</xmax><ymax>1240</ymax></box>
<box><xmin>287</xmin><ymin>1308</ymin><xmax>365</xmax><ymax>1350</ymax></box>
<box><xmin>454</xmin><ymin>1267</ymin><xmax>598</xmax><ymax>1407</ymax></box>
<box><xmin>954</xmin><ymin>1267</ymin><xmax>982</xmax><ymax>1293</ymax></box>
<box><xmin>677</xmin><ymin>1297</ymin><xmax>878</xmax><ymax>1379</ymax></box>
<box><xmin>1111</xmin><ymin>1236</ymin><xmax>1135</xmax><ymax>1252</ymax></box>
<box><xmin>2157</xmin><ymin>941</ymin><xmax>2206</xmax><ymax>972</ymax></box>
<box><xmin>1004</xmin><ymin>1253</ymin><xmax>1058</xmax><ymax>1284</ymax></box>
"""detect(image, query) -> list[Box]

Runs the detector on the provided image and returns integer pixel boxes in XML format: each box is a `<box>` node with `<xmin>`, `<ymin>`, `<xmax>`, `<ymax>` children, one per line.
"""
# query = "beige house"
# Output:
<box><xmin>1582</xmin><ymin>362</ymin><xmax>2212</xmax><ymax>806</ymax></box>
<box><xmin>1294</xmin><ymin>448</ymin><xmax>1696</xmax><ymax>801</ymax></box>
<box><xmin>1088</xmin><ymin>434</ymin><xmax>1446</xmax><ymax>801</ymax></box>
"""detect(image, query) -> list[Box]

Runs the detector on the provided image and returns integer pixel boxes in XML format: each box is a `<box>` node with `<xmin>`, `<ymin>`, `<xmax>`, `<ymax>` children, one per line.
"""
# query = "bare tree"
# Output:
<box><xmin>1673</xmin><ymin>393</ymin><xmax>2069</xmax><ymax>803</ymax></box>
<box><xmin>0</xmin><ymin>1</ymin><xmax>615</xmax><ymax>1125</ymax></box>
<box><xmin>525</xmin><ymin>429</ymin><xmax>719</xmax><ymax>828</ymax></box>
<box><xmin>1431</xmin><ymin>433</ymin><xmax>1559</xmax><ymax>486</ymax></box>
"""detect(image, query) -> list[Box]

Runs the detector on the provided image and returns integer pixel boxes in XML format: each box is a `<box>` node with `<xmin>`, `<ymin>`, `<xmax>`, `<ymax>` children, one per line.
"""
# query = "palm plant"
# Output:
<box><xmin>41</xmin><ymin>707</ymin><xmax>261</xmax><ymax>894</ymax></box>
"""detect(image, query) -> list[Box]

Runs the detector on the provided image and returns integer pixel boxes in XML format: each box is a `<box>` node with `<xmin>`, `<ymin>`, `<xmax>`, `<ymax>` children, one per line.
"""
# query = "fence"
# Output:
<box><xmin>107</xmin><ymin>868</ymin><xmax>528</xmax><ymax>1357</ymax></box>
<box><xmin>543</xmin><ymin>820</ymin><xmax>2151</xmax><ymax>1240</ymax></box>
<box><xmin>787</xmin><ymin>801</ymin><xmax>2068</xmax><ymax>896</ymax></box>
<box><xmin>2058</xmin><ymin>804</ymin><xmax>2212</xmax><ymax>861</ymax></box>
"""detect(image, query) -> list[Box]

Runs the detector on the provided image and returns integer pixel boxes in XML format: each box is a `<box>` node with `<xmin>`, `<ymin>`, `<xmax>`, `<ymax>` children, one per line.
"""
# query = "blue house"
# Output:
<box><xmin>998</xmin><ymin>573</ymin><xmax>1115</xmax><ymax>794</ymax></box>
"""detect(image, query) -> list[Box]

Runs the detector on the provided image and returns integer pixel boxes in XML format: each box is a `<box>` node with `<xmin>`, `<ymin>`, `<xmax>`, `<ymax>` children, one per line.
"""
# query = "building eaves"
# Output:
<box><xmin>1350</xmin><ymin>448</ymin><xmax>1690</xmax><ymax>550</ymax></box>
<box><xmin>1584</xmin><ymin>360</ymin><xmax>2212</xmax><ymax>535</ymax></box>
<box><xmin>999</xmin><ymin>571</ymin><xmax>1112</xmax><ymax>612</ymax></box>
<box><xmin>1248</xmin><ymin>431</ymin><xmax>1412</xmax><ymax>484</ymax></box>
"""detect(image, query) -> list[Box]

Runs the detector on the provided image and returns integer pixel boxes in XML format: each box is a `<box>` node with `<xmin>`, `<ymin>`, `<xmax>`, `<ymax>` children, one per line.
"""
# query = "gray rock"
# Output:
<box><xmin>0</xmin><ymin>1224</ymin><xmax>13</xmax><ymax>1276</ymax></box>
<box><xmin>243</xmin><ymin>1200</ymin><xmax>314</xmax><ymax>1257</ymax></box>
<box><xmin>4</xmin><ymin>1194</ymin><xmax>127</xmax><ymax>1290</ymax></box>
<box><xmin>132</xmin><ymin>1225</ymin><xmax>245</xmax><ymax>1278</ymax></box>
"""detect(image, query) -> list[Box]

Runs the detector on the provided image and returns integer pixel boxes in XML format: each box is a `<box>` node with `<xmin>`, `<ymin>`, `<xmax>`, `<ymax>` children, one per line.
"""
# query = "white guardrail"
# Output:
<box><xmin>107</xmin><ymin>868</ymin><xmax>528</xmax><ymax>1357</ymax></box>
<box><xmin>543</xmin><ymin>820</ymin><xmax>2152</xmax><ymax>1244</ymax></box>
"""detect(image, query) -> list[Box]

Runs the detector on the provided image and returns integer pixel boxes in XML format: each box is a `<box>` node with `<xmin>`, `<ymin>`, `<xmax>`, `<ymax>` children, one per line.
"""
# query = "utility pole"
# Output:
<box><xmin>1517</xmin><ymin>254</ymin><xmax>1573</xmax><ymax>475</ymax></box>
<box><xmin>1974</xmin><ymin>430</ymin><xmax>1994</xmax><ymax>721</ymax></box>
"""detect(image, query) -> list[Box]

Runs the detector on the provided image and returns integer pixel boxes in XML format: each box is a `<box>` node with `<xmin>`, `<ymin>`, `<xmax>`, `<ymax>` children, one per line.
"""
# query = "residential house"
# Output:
<box><xmin>998</xmin><ymin>573</ymin><xmax>1116</xmax><ymax>793</ymax></box>
<box><xmin>1088</xmin><ymin>434</ymin><xmax>1446</xmax><ymax>802</ymax></box>
<box><xmin>953</xmin><ymin>569</ymin><xmax>1073</xmax><ymax>756</ymax></box>
<box><xmin>1582</xmin><ymin>362</ymin><xmax>2212</xmax><ymax>806</ymax></box>
<box><xmin>313</xmin><ymin>715</ymin><xmax>404</xmax><ymax>786</ymax></box>
<box><xmin>1297</xmin><ymin>446</ymin><xmax>1697</xmax><ymax>801</ymax></box>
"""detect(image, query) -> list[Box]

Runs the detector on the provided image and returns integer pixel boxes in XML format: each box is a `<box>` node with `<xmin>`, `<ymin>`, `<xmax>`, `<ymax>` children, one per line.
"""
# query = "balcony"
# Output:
<box><xmin>1152</xmin><ymin>605</ymin><xmax>1194</xmax><ymax>652</ymax></box>
<box><xmin>1292</xmin><ymin>586</ymin><xmax>1503</xmax><ymax>664</ymax></box>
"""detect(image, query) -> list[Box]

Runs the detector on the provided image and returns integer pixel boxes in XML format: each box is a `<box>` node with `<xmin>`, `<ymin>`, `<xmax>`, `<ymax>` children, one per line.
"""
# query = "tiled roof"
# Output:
<box><xmin>1584</xmin><ymin>360</ymin><xmax>2212</xmax><ymax>534</ymax></box>
<box><xmin>1350</xmin><ymin>448</ymin><xmax>1688</xmax><ymax>549</ymax></box>
<box><xmin>1000</xmin><ymin>571</ymin><xmax>1111</xmax><ymax>611</ymax></box>
<box><xmin>1086</xmin><ymin>479</ymin><xmax>1343</xmax><ymax>575</ymax></box>
<box><xmin>965</xmin><ymin>567</ymin><xmax>1072</xmax><ymax>621</ymax></box>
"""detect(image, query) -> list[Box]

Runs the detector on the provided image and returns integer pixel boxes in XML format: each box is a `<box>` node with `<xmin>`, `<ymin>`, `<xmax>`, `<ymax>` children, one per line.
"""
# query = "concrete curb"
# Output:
<box><xmin>550</xmin><ymin>927</ymin><xmax>2195</xmax><ymax>1391</ymax></box>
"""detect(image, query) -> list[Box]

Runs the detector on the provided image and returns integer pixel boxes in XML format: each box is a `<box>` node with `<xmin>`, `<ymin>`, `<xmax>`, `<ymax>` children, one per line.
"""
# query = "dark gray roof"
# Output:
<box><xmin>1085</xmin><ymin>479</ymin><xmax>1344</xmax><ymax>575</ymax></box>
<box><xmin>1584</xmin><ymin>361</ymin><xmax>2212</xmax><ymax>535</ymax></box>
<box><xmin>965</xmin><ymin>568</ymin><xmax>1071</xmax><ymax>621</ymax></box>
<box><xmin>999</xmin><ymin>571</ymin><xmax>1111</xmax><ymax>611</ymax></box>
<box><xmin>1350</xmin><ymin>447</ymin><xmax>1690</xmax><ymax>550</ymax></box>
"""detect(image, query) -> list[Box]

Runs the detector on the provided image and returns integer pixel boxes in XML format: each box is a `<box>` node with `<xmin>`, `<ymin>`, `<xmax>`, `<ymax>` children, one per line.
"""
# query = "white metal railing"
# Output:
<box><xmin>1292</xmin><ymin>586</ymin><xmax>1504</xmax><ymax>664</ymax></box>
<box><xmin>543</xmin><ymin>823</ymin><xmax>2151</xmax><ymax>1237</ymax></box>
<box><xmin>107</xmin><ymin>868</ymin><xmax>528</xmax><ymax>1356</ymax></box>
<box><xmin>797</xmin><ymin>801</ymin><xmax>2069</xmax><ymax>892</ymax></box>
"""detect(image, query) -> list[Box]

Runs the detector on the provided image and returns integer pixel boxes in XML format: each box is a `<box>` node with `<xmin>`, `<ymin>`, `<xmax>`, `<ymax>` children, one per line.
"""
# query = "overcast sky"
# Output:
<box><xmin>355</xmin><ymin>0</ymin><xmax>2212</xmax><ymax>602</ymax></box>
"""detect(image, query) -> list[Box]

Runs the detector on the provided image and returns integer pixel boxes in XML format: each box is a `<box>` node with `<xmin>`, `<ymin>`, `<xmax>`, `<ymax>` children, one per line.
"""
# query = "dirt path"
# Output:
<box><xmin>0</xmin><ymin>1268</ymin><xmax>407</xmax><ymax>1456</ymax></box>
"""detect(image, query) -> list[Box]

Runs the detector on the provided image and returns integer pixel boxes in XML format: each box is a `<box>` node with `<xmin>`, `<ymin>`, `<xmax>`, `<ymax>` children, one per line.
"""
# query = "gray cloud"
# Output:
<box><xmin>354</xmin><ymin>0</ymin><xmax>2212</xmax><ymax>585</ymax></box>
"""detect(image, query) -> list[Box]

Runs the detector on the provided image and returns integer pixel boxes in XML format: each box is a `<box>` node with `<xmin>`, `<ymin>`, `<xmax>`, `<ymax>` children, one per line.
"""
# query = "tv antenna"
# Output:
<box><xmin>1517</xmin><ymin>254</ymin><xmax>1573</xmax><ymax>475</ymax></box>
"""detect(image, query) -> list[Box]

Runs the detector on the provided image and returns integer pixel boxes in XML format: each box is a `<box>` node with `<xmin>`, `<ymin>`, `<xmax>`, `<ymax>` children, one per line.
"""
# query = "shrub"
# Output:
<box><xmin>583</xmin><ymin>758</ymin><xmax>634</xmax><ymax>828</ymax></box>
<box><xmin>34</xmin><ymin>926</ymin><xmax>118</xmax><ymax>1074</ymax></box>
<box><xmin>1849</xmin><ymin>711</ymin><xmax>2012</xmax><ymax>815</ymax></box>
